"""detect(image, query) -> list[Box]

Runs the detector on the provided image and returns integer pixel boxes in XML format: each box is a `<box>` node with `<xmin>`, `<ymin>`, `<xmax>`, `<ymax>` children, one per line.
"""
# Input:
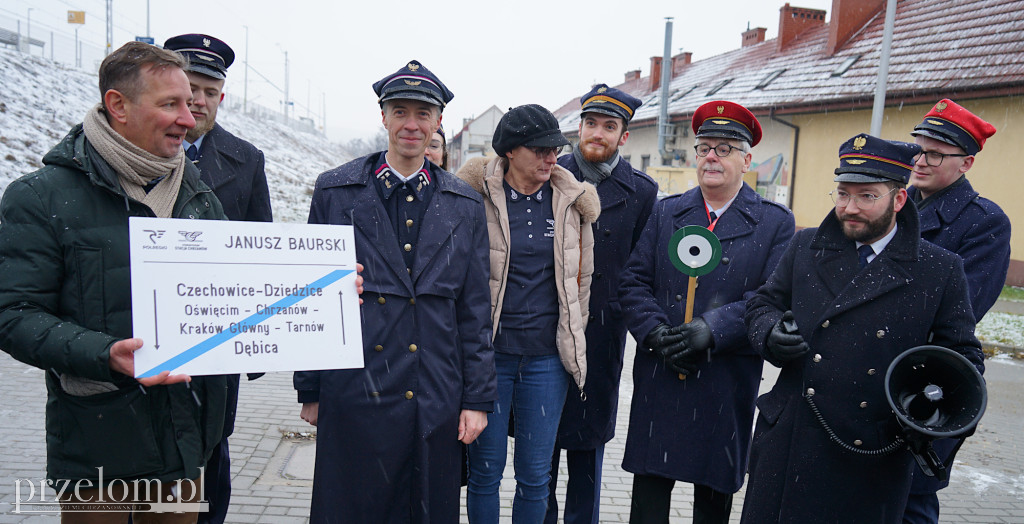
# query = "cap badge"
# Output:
<box><xmin>935</xmin><ymin>101</ymin><xmax>948</xmax><ymax>112</ymax></box>
<box><xmin>407</xmin><ymin>62</ymin><xmax>420</xmax><ymax>71</ymax></box>
<box><xmin>853</xmin><ymin>136</ymin><xmax>867</xmax><ymax>150</ymax></box>
<box><xmin>846</xmin><ymin>159</ymin><xmax>866</xmax><ymax>165</ymax></box>
<box><xmin>404</xmin><ymin>80</ymin><xmax>421</xmax><ymax>86</ymax></box>
<box><xmin>711</xmin><ymin>120</ymin><xmax>730</xmax><ymax>125</ymax></box>
<box><xmin>597</xmin><ymin>87</ymin><xmax>607</xmax><ymax>93</ymax></box>
<box><xmin>716</xmin><ymin>105</ymin><xmax>725</xmax><ymax>114</ymax></box>
<box><xmin>926</xmin><ymin>119</ymin><xmax>944</xmax><ymax>126</ymax></box>
<box><xmin>202</xmin><ymin>38</ymin><xmax>211</xmax><ymax>48</ymax></box>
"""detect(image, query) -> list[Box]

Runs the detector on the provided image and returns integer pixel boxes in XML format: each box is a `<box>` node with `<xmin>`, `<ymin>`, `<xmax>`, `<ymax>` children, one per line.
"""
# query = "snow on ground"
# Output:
<box><xmin>0</xmin><ymin>47</ymin><xmax>350</xmax><ymax>223</ymax></box>
<box><xmin>977</xmin><ymin>312</ymin><xmax>1024</xmax><ymax>348</ymax></box>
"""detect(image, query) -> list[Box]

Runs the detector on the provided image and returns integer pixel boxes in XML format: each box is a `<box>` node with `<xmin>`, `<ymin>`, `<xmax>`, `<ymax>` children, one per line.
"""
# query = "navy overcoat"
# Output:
<box><xmin>742</xmin><ymin>204</ymin><xmax>984</xmax><ymax>524</ymax></box>
<box><xmin>294</xmin><ymin>153</ymin><xmax>496</xmax><ymax>524</ymax></box>
<box><xmin>555</xmin><ymin>154</ymin><xmax>657</xmax><ymax>449</ymax></box>
<box><xmin>619</xmin><ymin>183</ymin><xmax>794</xmax><ymax>494</ymax></box>
<box><xmin>907</xmin><ymin>178</ymin><xmax>1009</xmax><ymax>494</ymax></box>
<box><xmin>195</xmin><ymin>123</ymin><xmax>272</xmax><ymax>223</ymax></box>
<box><xmin>194</xmin><ymin>123</ymin><xmax>272</xmax><ymax>440</ymax></box>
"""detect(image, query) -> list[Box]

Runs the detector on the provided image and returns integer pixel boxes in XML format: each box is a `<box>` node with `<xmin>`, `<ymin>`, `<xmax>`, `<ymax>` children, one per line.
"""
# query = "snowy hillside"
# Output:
<box><xmin>0</xmin><ymin>47</ymin><xmax>351</xmax><ymax>223</ymax></box>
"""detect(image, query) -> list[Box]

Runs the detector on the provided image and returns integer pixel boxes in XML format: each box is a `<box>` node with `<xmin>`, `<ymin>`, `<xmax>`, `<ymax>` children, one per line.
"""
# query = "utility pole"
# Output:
<box><xmin>146</xmin><ymin>0</ymin><xmax>150</xmax><ymax>40</ymax></box>
<box><xmin>26</xmin><ymin>8</ymin><xmax>33</xmax><ymax>55</ymax></box>
<box><xmin>105</xmin><ymin>0</ymin><xmax>113</xmax><ymax>56</ymax></box>
<box><xmin>870</xmin><ymin>0</ymin><xmax>898</xmax><ymax>136</ymax></box>
<box><xmin>283</xmin><ymin>50</ymin><xmax>290</xmax><ymax>120</ymax></box>
<box><xmin>243</xmin><ymin>25</ymin><xmax>249</xmax><ymax>114</ymax></box>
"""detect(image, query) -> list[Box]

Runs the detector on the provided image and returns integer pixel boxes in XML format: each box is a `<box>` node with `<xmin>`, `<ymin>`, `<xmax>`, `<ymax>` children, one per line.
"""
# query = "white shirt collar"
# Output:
<box><xmin>856</xmin><ymin>223</ymin><xmax>899</xmax><ymax>264</ymax></box>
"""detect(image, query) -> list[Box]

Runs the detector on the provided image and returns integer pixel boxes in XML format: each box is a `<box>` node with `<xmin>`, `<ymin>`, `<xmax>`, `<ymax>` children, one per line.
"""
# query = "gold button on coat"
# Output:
<box><xmin>374</xmin><ymin>345</ymin><xmax>383</xmax><ymax>352</ymax></box>
<box><xmin>806</xmin><ymin>388</ymin><xmax>815</xmax><ymax>396</ymax></box>
<box><xmin>867</xmin><ymin>368</ymin><xmax>877</xmax><ymax>375</ymax></box>
<box><xmin>405</xmin><ymin>391</ymin><xmax>414</xmax><ymax>399</ymax></box>
<box><xmin>409</xmin><ymin>344</ymin><xmax>417</xmax><ymax>352</ymax></box>
<box><xmin>404</xmin><ymin>243</ymin><xmax>412</xmax><ymax>252</ymax></box>
<box><xmin>812</xmin><ymin>354</ymin><xmax>822</xmax><ymax>363</ymax></box>
<box><xmin>821</xmin><ymin>320</ymin><xmax>830</xmax><ymax>328</ymax></box>
<box><xmin>406</xmin><ymin>195</ymin><xmax>414</xmax><ymax>202</ymax></box>
<box><xmin>378</xmin><ymin>297</ymin><xmax>386</xmax><ymax>304</ymax></box>
<box><xmin>854</xmin><ymin>439</ymin><xmax>863</xmax><ymax>446</ymax></box>
<box><xmin>406</xmin><ymin>219</ymin><xmax>414</xmax><ymax>227</ymax></box>
<box><xmin>876</xmin><ymin>330</ymin><xmax>886</xmax><ymax>338</ymax></box>
<box><xmin>371</xmin><ymin>391</ymin><xmax>380</xmax><ymax>397</ymax></box>
<box><xmin>860</xmin><ymin>401</ymin><xmax>868</xmax><ymax>408</ymax></box>
<box><xmin>409</xmin><ymin>298</ymin><xmax>416</xmax><ymax>305</ymax></box>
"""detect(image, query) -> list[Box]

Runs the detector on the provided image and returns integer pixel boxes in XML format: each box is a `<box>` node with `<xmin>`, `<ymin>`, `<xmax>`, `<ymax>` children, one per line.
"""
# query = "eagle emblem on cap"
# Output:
<box><xmin>846</xmin><ymin>159</ymin><xmax>866</xmax><ymax>165</ymax></box>
<box><xmin>203</xmin><ymin>38</ymin><xmax>211</xmax><ymax>48</ymax></box>
<box><xmin>853</xmin><ymin>136</ymin><xmax>867</xmax><ymax>150</ymax></box>
<box><xmin>711</xmin><ymin>120</ymin><xmax>730</xmax><ymax>125</ymax></box>
<box><xmin>408</xmin><ymin>62</ymin><xmax>420</xmax><ymax>71</ymax></box>
<box><xmin>404</xmin><ymin>80</ymin><xmax>421</xmax><ymax>86</ymax></box>
<box><xmin>935</xmin><ymin>101</ymin><xmax>948</xmax><ymax>112</ymax></box>
<box><xmin>927</xmin><ymin>119</ymin><xmax>944</xmax><ymax>126</ymax></box>
<box><xmin>598</xmin><ymin>87</ymin><xmax>607</xmax><ymax>93</ymax></box>
<box><xmin>716</xmin><ymin>106</ymin><xmax>725</xmax><ymax>114</ymax></box>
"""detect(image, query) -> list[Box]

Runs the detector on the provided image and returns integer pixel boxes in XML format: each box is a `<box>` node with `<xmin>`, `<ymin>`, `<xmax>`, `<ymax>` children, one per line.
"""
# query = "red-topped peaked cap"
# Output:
<box><xmin>691</xmin><ymin>100</ymin><xmax>762</xmax><ymax>147</ymax></box>
<box><xmin>911</xmin><ymin>99</ymin><xmax>996</xmax><ymax>156</ymax></box>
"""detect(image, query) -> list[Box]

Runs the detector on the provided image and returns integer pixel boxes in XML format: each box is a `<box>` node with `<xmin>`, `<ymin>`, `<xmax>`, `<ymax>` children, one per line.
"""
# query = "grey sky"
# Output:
<box><xmin>5</xmin><ymin>0</ymin><xmax>834</xmax><ymax>142</ymax></box>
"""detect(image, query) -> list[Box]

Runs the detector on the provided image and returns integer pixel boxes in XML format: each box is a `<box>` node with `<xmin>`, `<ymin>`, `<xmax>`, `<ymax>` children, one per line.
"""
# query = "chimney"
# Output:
<box><xmin>624</xmin><ymin>69</ymin><xmax>641</xmax><ymax>84</ymax></box>
<box><xmin>672</xmin><ymin>52</ymin><xmax>692</xmax><ymax>77</ymax></box>
<box><xmin>649</xmin><ymin>56</ymin><xmax>663</xmax><ymax>92</ymax></box>
<box><xmin>827</xmin><ymin>0</ymin><xmax>885</xmax><ymax>54</ymax></box>
<box><xmin>777</xmin><ymin>3</ymin><xmax>827</xmax><ymax>52</ymax></box>
<box><xmin>742</xmin><ymin>27</ymin><xmax>767</xmax><ymax>47</ymax></box>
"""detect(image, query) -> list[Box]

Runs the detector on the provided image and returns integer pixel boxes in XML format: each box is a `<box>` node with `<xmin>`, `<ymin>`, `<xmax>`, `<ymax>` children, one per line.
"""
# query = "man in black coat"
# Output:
<box><xmin>545</xmin><ymin>84</ymin><xmax>657</xmax><ymax>524</ymax></box>
<box><xmin>742</xmin><ymin>134</ymin><xmax>985</xmax><ymax>524</ymax></box>
<box><xmin>902</xmin><ymin>100</ymin><xmax>1010</xmax><ymax>523</ymax></box>
<box><xmin>164</xmin><ymin>33</ymin><xmax>273</xmax><ymax>524</ymax></box>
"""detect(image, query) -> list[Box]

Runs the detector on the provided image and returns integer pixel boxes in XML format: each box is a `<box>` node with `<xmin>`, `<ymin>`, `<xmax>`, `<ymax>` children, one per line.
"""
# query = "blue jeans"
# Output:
<box><xmin>467</xmin><ymin>352</ymin><xmax>570</xmax><ymax>524</ymax></box>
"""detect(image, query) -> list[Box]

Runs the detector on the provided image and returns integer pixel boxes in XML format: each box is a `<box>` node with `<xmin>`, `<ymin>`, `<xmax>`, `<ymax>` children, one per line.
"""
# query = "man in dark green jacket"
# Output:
<box><xmin>0</xmin><ymin>41</ymin><xmax>228</xmax><ymax>523</ymax></box>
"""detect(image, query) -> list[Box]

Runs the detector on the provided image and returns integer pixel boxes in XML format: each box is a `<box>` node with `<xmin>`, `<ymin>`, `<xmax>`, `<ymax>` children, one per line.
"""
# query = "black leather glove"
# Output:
<box><xmin>644</xmin><ymin>324</ymin><xmax>686</xmax><ymax>361</ymax></box>
<box><xmin>667</xmin><ymin>318</ymin><xmax>714</xmax><ymax>375</ymax></box>
<box><xmin>766</xmin><ymin>310</ymin><xmax>810</xmax><ymax>365</ymax></box>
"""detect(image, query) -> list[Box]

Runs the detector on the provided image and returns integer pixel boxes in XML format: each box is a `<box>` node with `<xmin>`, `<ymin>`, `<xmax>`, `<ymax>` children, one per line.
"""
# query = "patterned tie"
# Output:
<box><xmin>858</xmin><ymin>244</ymin><xmax>874</xmax><ymax>269</ymax></box>
<box><xmin>185</xmin><ymin>144</ymin><xmax>199</xmax><ymax>161</ymax></box>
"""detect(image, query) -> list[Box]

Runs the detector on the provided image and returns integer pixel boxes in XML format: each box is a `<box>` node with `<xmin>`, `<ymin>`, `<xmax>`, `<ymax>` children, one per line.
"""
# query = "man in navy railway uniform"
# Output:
<box><xmin>163</xmin><ymin>33</ymin><xmax>273</xmax><ymax>524</ymax></box>
<box><xmin>619</xmin><ymin>101</ymin><xmax>795</xmax><ymax>524</ymax></box>
<box><xmin>742</xmin><ymin>134</ymin><xmax>984</xmax><ymax>523</ymax></box>
<box><xmin>545</xmin><ymin>84</ymin><xmax>657</xmax><ymax>524</ymax></box>
<box><xmin>293</xmin><ymin>60</ymin><xmax>495</xmax><ymax>524</ymax></box>
<box><xmin>902</xmin><ymin>99</ymin><xmax>1011</xmax><ymax>524</ymax></box>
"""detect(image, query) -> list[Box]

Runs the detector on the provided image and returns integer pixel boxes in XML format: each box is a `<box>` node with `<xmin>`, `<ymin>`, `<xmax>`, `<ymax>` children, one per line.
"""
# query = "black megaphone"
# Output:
<box><xmin>884</xmin><ymin>345</ymin><xmax>987</xmax><ymax>481</ymax></box>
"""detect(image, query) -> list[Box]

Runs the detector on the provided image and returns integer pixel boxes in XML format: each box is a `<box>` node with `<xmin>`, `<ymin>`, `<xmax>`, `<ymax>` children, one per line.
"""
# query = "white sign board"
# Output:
<box><xmin>129</xmin><ymin>217</ymin><xmax>363</xmax><ymax>378</ymax></box>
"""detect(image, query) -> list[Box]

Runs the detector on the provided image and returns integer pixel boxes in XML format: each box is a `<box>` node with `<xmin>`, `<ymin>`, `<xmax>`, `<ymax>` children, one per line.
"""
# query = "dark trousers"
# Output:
<box><xmin>197</xmin><ymin>437</ymin><xmax>231</xmax><ymax>524</ymax></box>
<box><xmin>544</xmin><ymin>445</ymin><xmax>604</xmax><ymax>524</ymax></box>
<box><xmin>628</xmin><ymin>474</ymin><xmax>732</xmax><ymax>524</ymax></box>
<box><xmin>902</xmin><ymin>492</ymin><xmax>940</xmax><ymax>524</ymax></box>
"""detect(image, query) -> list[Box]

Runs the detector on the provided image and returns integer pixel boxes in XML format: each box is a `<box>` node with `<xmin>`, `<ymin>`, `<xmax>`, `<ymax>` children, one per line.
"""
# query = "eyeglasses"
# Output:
<box><xmin>528</xmin><ymin>145</ymin><xmax>564</xmax><ymax>158</ymax></box>
<box><xmin>829</xmin><ymin>187</ymin><xmax>897</xmax><ymax>208</ymax></box>
<box><xmin>914</xmin><ymin>150</ymin><xmax>970</xmax><ymax>167</ymax></box>
<box><xmin>694</xmin><ymin>143</ymin><xmax>744</xmax><ymax>158</ymax></box>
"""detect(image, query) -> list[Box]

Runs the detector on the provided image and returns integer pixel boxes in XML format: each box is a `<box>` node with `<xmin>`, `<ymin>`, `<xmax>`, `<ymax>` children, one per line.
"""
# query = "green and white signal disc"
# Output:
<box><xmin>668</xmin><ymin>225</ymin><xmax>722</xmax><ymax>277</ymax></box>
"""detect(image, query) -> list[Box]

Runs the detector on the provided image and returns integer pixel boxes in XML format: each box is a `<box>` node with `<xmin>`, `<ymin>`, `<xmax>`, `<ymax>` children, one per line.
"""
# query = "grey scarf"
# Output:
<box><xmin>572</xmin><ymin>142</ymin><xmax>620</xmax><ymax>185</ymax></box>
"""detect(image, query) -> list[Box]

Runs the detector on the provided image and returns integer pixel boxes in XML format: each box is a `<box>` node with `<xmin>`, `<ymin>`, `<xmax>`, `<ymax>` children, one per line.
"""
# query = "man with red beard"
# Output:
<box><xmin>546</xmin><ymin>84</ymin><xmax>657</xmax><ymax>524</ymax></box>
<box><xmin>620</xmin><ymin>101</ymin><xmax>794</xmax><ymax>523</ymax></box>
<box><xmin>902</xmin><ymin>101</ymin><xmax>1010</xmax><ymax>524</ymax></box>
<box><xmin>163</xmin><ymin>33</ymin><xmax>272</xmax><ymax>524</ymax></box>
<box><xmin>742</xmin><ymin>134</ymin><xmax>983</xmax><ymax>523</ymax></box>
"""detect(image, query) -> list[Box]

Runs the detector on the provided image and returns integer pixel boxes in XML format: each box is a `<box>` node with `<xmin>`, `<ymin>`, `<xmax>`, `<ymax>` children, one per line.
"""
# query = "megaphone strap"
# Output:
<box><xmin>804</xmin><ymin>394</ymin><xmax>906</xmax><ymax>455</ymax></box>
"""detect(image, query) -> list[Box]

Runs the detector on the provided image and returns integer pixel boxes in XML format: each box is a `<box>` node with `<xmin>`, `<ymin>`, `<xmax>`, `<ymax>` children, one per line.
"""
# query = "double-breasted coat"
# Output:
<box><xmin>619</xmin><ymin>183</ymin><xmax>794</xmax><ymax>494</ymax></box>
<box><xmin>907</xmin><ymin>177</ymin><xmax>1009</xmax><ymax>494</ymax></box>
<box><xmin>554</xmin><ymin>154</ymin><xmax>657</xmax><ymax>449</ymax></box>
<box><xmin>293</xmin><ymin>153</ymin><xmax>496</xmax><ymax>524</ymax></box>
<box><xmin>742</xmin><ymin>204</ymin><xmax>984</xmax><ymax>524</ymax></box>
<box><xmin>194</xmin><ymin>123</ymin><xmax>272</xmax><ymax>223</ymax></box>
<box><xmin>193</xmin><ymin>123</ymin><xmax>273</xmax><ymax>440</ymax></box>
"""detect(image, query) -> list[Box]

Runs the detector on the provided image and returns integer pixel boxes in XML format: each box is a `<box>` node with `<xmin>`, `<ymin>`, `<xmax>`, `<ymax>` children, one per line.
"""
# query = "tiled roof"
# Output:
<box><xmin>558</xmin><ymin>0</ymin><xmax>1024</xmax><ymax>131</ymax></box>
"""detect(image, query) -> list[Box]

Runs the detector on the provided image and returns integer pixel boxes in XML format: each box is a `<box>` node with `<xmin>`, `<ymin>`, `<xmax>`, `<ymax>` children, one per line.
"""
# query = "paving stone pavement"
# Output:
<box><xmin>1</xmin><ymin>341</ymin><xmax>1022</xmax><ymax>523</ymax></box>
